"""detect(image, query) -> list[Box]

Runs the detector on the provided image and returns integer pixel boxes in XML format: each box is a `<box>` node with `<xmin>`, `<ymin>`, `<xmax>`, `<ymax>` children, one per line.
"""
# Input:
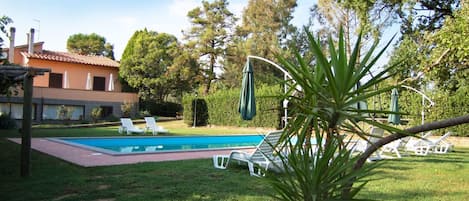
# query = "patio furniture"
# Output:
<box><xmin>379</xmin><ymin>139</ymin><xmax>403</xmax><ymax>158</ymax></box>
<box><xmin>212</xmin><ymin>130</ymin><xmax>283</xmax><ymax>177</ymax></box>
<box><xmin>412</xmin><ymin>132</ymin><xmax>453</xmax><ymax>156</ymax></box>
<box><xmin>144</xmin><ymin>117</ymin><xmax>168</xmax><ymax>135</ymax></box>
<box><xmin>403</xmin><ymin>131</ymin><xmax>433</xmax><ymax>155</ymax></box>
<box><xmin>350</xmin><ymin>127</ymin><xmax>385</xmax><ymax>161</ymax></box>
<box><xmin>118</xmin><ymin>118</ymin><xmax>144</xmax><ymax>135</ymax></box>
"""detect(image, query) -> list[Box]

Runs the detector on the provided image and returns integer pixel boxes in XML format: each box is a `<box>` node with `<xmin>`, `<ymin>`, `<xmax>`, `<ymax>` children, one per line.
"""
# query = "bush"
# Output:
<box><xmin>182</xmin><ymin>84</ymin><xmax>282</xmax><ymax>128</ymax></box>
<box><xmin>0</xmin><ymin>114</ymin><xmax>16</xmax><ymax>129</ymax></box>
<box><xmin>140</xmin><ymin>101</ymin><xmax>183</xmax><ymax>117</ymax></box>
<box><xmin>120</xmin><ymin>102</ymin><xmax>133</xmax><ymax>117</ymax></box>
<box><xmin>91</xmin><ymin>107</ymin><xmax>103</xmax><ymax>123</ymax></box>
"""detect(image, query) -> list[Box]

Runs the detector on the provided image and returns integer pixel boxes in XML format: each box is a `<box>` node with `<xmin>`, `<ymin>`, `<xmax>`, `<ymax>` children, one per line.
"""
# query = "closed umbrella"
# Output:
<box><xmin>388</xmin><ymin>88</ymin><xmax>401</xmax><ymax>125</ymax></box>
<box><xmin>238</xmin><ymin>60</ymin><xmax>256</xmax><ymax>120</ymax></box>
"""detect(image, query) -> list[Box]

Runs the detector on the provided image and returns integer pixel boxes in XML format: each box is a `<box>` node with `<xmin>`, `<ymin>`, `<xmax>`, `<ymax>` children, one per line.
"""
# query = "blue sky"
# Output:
<box><xmin>2</xmin><ymin>0</ymin><xmax>316</xmax><ymax>60</ymax></box>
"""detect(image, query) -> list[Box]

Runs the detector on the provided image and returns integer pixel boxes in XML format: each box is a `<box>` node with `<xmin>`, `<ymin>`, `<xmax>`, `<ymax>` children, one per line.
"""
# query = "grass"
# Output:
<box><xmin>1</xmin><ymin>120</ymin><xmax>468</xmax><ymax>200</ymax></box>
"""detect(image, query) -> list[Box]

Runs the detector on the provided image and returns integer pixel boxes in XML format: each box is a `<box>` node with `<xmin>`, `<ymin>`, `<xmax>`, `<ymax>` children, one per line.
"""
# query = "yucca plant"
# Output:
<box><xmin>265</xmin><ymin>28</ymin><xmax>404</xmax><ymax>200</ymax></box>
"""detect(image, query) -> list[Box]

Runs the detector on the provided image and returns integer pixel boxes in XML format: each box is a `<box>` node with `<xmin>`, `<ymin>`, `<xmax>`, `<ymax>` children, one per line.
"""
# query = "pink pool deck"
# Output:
<box><xmin>8</xmin><ymin>138</ymin><xmax>254</xmax><ymax>167</ymax></box>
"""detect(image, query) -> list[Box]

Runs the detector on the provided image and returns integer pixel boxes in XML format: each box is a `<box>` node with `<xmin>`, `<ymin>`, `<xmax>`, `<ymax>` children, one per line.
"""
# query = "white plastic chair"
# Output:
<box><xmin>413</xmin><ymin>132</ymin><xmax>453</xmax><ymax>156</ymax></box>
<box><xmin>118</xmin><ymin>118</ymin><xmax>144</xmax><ymax>135</ymax></box>
<box><xmin>144</xmin><ymin>117</ymin><xmax>168</xmax><ymax>135</ymax></box>
<box><xmin>379</xmin><ymin>139</ymin><xmax>403</xmax><ymax>158</ymax></box>
<box><xmin>213</xmin><ymin>130</ymin><xmax>283</xmax><ymax>177</ymax></box>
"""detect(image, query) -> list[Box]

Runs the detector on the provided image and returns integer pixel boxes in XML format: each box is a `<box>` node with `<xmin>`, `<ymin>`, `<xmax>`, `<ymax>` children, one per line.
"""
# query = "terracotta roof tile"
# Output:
<box><xmin>22</xmin><ymin>50</ymin><xmax>119</xmax><ymax>68</ymax></box>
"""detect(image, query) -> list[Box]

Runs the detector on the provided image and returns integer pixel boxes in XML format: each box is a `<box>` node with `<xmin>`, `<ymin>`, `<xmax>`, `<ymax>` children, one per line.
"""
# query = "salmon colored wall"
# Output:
<box><xmin>32</xmin><ymin>87</ymin><xmax>138</xmax><ymax>103</ymax></box>
<box><xmin>26</xmin><ymin>58</ymin><xmax>122</xmax><ymax>92</ymax></box>
<box><xmin>12</xmin><ymin>43</ymin><xmax>44</xmax><ymax>64</ymax></box>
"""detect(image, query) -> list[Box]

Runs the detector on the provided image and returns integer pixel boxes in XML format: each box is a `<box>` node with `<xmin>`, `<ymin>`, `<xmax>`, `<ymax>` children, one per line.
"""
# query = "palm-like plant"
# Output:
<box><xmin>266</xmin><ymin>28</ymin><xmax>402</xmax><ymax>200</ymax></box>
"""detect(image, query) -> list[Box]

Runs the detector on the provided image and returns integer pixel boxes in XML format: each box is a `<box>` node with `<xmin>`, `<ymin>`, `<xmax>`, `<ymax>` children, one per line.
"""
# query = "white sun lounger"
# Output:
<box><xmin>212</xmin><ymin>130</ymin><xmax>283</xmax><ymax>177</ymax></box>
<box><xmin>144</xmin><ymin>117</ymin><xmax>168</xmax><ymax>135</ymax></box>
<box><xmin>118</xmin><ymin>118</ymin><xmax>144</xmax><ymax>135</ymax></box>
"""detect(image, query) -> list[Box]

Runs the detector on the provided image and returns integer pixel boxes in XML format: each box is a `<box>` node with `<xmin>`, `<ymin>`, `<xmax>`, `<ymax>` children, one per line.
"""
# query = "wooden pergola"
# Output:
<box><xmin>0</xmin><ymin>65</ymin><xmax>50</xmax><ymax>177</ymax></box>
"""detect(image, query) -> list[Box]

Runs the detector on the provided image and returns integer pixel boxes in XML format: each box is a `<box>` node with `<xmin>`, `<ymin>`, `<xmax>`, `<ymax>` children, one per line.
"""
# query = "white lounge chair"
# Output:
<box><xmin>118</xmin><ymin>118</ymin><xmax>144</xmax><ymax>135</ymax></box>
<box><xmin>379</xmin><ymin>139</ymin><xmax>403</xmax><ymax>158</ymax></box>
<box><xmin>350</xmin><ymin>127</ymin><xmax>385</xmax><ymax>161</ymax></box>
<box><xmin>144</xmin><ymin>117</ymin><xmax>168</xmax><ymax>135</ymax></box>
<box><xmin>403</xmin><ymin>131</ymin><xmax>433</xmax><ymax>155</ymax></box>
<box><xmin>413</xmin><ymin>132</ymin><xmax>453</xmax><ymax>156</ymax></box>
<box><xmin>213</xmin><ymin>130</ymin><xmax>283</xmax><ymax>177</ymax></box>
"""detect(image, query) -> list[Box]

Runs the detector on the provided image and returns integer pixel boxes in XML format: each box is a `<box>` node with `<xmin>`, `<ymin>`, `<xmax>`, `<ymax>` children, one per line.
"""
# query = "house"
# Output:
<box><xmin>0</xmin><ymin>28</ymin><xmax>139</xmax><ymax>123</ymax></box>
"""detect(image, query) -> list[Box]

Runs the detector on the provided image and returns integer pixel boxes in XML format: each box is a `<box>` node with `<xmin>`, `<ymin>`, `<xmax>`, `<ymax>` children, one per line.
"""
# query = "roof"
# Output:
<box><xmin>21</xmin><ymin>50</ymin><xmax>119</xmax><ymax>68</ymax></box>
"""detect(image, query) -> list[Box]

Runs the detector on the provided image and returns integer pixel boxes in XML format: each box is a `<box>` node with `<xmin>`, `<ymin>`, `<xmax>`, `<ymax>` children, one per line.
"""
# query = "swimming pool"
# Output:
<box><xmin>50</xmin><ymin>135</ymin><xmax>264</xmax><ymax>155</ymax></box>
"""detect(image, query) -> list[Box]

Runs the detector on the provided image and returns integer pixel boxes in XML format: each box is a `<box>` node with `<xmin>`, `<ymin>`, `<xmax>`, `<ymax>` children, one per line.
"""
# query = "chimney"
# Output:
<box><xmin>28</xmin><ymin>28</ymin><xmax>35</xmax><ymax>54</ymax></box>
<box><xmin>8</xmin><ymin>27</ymin><xmax>15</xmax><ymax>63</ymax></box>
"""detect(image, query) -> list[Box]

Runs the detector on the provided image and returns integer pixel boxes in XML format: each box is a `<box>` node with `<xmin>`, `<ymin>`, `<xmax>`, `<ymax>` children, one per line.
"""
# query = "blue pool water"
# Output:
<box><xmin>51</xmin><ymin>135</ymin><xmax>264</xmax><ymax>155</ymax></box>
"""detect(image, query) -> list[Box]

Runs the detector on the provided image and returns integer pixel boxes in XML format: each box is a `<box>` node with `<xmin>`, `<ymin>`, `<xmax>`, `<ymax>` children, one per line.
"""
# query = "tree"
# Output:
<box><xmin>120</xmin><ymin>29</ymin><xmax>182</xmax><ymax>102</ymax></box>
<box><xmin>0</xmin><ymin>15</ymin><xmax>20</xmax><ymax>96</ymax></box>
<box><xmin>66</xmin><ymin>33</ymin><xmax>115</xmax><ymax>59</ymax></box>
<box><xmin>166</xmin><ymin>44</ymin><xmax>202</xmax><ymax>99</ymax></box>
<box><xmin>183</xmin><ymin>0</ymin><xmax>237</xmax><ymax>94</ymax></box>
<box><xmin>268</xmin><ymin>27</ymin><xmax>399</xmax><ymax>200</ymax></box>
<box><xmin>424</xmin><ymin>4</ymin><xmax>468</xmax><ymax>90</ymax></box>
<box><xmin>0</xmin><ymin>15</ymin><xmax>13</xmax><ymax>63</ymax></box>
<box><xmin>232</xmin><ymin>0</ymin><xmax>297</xmax><ymax>84</ymax></box>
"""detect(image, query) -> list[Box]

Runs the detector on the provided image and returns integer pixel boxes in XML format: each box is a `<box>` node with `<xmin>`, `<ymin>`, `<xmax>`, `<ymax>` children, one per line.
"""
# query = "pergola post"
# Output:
<box><xmin>20</xmin><ymin>70</ymin><xmax>34</xmax><ymax>177</ymax></box>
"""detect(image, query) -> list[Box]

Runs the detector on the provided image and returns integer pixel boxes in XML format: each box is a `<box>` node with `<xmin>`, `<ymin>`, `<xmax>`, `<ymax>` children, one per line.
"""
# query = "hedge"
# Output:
<box><xmin>182</xmin><ymin>85</ymin><xmax>283</xmax><ymax>128</ymax></box>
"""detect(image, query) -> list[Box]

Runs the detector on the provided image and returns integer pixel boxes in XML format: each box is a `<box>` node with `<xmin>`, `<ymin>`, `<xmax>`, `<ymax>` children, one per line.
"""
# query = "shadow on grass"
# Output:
<box><xmin>0</xmin><ymin>138</ymin><xmax>274</xmax><ymax>201</ymax></box>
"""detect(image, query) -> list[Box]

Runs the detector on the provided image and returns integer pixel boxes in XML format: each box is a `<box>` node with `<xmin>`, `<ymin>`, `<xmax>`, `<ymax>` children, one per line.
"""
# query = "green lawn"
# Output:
<box><xmin>1</xmin><ymin>121</ymin><xmax>468</xmax><ymax>201</ymax></box>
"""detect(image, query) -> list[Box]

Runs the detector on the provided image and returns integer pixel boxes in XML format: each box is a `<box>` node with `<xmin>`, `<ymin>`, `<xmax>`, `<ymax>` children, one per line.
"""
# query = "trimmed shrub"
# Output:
<box><xmin>140</xmin><ymin>101</ymin><xmax>183</xmax><ymax>117</ymax></box>
<box><xmin>182</xmin><ymin>84</ymin><xmax>282</xmax><ymax>128</ymax></box>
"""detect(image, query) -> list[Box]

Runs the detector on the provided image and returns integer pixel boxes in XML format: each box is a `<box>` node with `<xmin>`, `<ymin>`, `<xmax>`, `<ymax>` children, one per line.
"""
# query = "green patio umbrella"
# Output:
<box><xmin>238</xmin><ymin>60</ymin><xmax>256</xmax><ymax>120</ymax></box>
<box><xmin>388</xmin><ymin>88</ymin><xmax>401</xmax><ymax>125</ymax></box>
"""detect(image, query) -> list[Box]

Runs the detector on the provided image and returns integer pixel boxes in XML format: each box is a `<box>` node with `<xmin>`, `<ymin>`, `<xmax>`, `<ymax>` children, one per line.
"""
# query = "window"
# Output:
<box><xmin>93</xmin><ymin>76</ymin><xmax>105</xmax><ymax>91</ymax></box>
<box><xmin>100</xmin><ymin>106</ymin><xmax>113</xmax><ymax>118</ymax></box>
<box><xmin>0</xmin><ymin>103</ymin><xmax>35</xmax><ymax>119</ymax></box>
<box><xmin>42</xmin><ymin>105</ymin><xmax>84</xmax><ymax>120</ymax></box>
<box><xmin>49</xmin><ymin>73</ymin><xmax>63</xmax><ymax>88</ymax></box>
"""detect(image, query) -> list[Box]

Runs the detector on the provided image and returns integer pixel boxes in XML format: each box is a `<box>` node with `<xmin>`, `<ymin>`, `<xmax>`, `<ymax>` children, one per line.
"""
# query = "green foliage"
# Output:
<box><xmin>268</xmin><ymin>27</ymin><xmax>399</xmax><ymax>200</ymax></box>
<box><xmin>386</xmin><ymin>5</ymin><xmax>469</xmax><ymax>132</ymax></box>
<box><xmin>425</xmin><ymin>4</ymin><xmax>469</xmax><ymax>91</ymax></box>
<box><xmin>140</xmin><ymin>101</ymin><xmax>183</xmax><ymax>117</ymax></box>
<box><xmin>182</xmin><ymin>85</ymin><xmax>282</xmax><ymax>128</ymax></box>
<box><xmin>0</xmin><ymin>114</ymin><xmax>16</xmax><ymax>129</ymax></box>
<box><xmin>90</xmin><ymin>107</ymin><xmax>102</xmax><ymax>123</ymax></box>
<box><xmin>120</xmin><ymin>29</ymin><xmax>184</xmax><ymax>102</ymax></box>
<box><xmin>66</xmin><ymin>33</ymin><xmax>114</xmax><ymax>59</ymax></box>
<box><xmin>184</xmin><ymin>0</ymin><xmax>237</xmax><ymax>94</ymax></box>
<box><xmin>228</xmin><ymin>0</ymin><xmax>297</xmax><ymax>85</ymax></box>
<box><xmin>426</xmin><ymin>86</ymin><xmax>469</xmax><ymax>136</ymax></box>
<box><xmin>166</xmin><ymin>46</ymin><xmax>201</xmax><ymax>98</ymax></box>
<box><xmin>0</xmin><ymin>15</ymin><xmax>13</xmax><ymax>49</ymax></box>
<box><xmin>269</xmin><ymin>136</ymin><xmax>376</xmax><ymax>201</ymax></box>
<box><xmin>120</xmin><ymin>102</ymin><xmax>132</xmax><ymax>118</ymax></box>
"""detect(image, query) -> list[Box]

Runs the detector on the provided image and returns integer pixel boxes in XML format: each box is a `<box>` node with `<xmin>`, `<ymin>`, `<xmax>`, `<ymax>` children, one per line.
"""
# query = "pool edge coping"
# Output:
<box><xmin>7</xmin><ymin>138</ymin><xmax>256</xmax><ymax>167</ymax></box>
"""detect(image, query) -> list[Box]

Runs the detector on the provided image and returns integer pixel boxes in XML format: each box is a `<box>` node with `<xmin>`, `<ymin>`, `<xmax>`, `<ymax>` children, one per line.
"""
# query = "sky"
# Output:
<box><xmin>1</xmin><ymin>0</ymin><xmax>316</xmax><ymax>60</ymax></box>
